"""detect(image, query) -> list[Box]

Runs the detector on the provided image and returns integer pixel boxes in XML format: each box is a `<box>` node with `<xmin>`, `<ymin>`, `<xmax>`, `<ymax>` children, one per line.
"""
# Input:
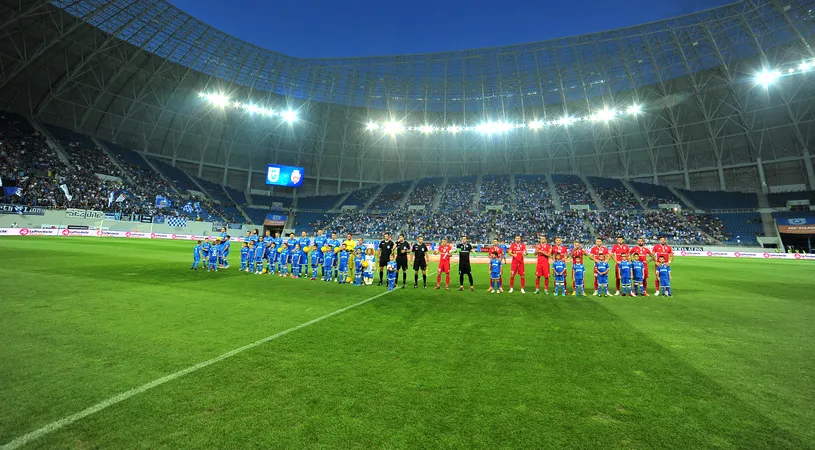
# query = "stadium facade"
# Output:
<box><xmin>1</xmin><ymin>0</ymin><xmax>815</xmax><ymax>197</ymax></box>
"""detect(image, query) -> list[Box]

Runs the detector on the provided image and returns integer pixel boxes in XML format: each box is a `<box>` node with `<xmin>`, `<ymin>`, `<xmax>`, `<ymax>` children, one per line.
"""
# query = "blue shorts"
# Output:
<box><xmin>574</xmin><ymin>277</ymin><xmax>584</xmax><ymax>285</ymax></box>
<box><xmin>660</xmin><ymin>279</ymin><xmax>671</xmax><ymax>287</ymax></box>
<box><xmin>597</xmin><ymin>276</ymin><xmax>609</xmax><ymax>284</ymax></box>
<box><xmin>622</xmin><ymin>278</ymin><xmax>631</xmax><ymax>284</ymax></box>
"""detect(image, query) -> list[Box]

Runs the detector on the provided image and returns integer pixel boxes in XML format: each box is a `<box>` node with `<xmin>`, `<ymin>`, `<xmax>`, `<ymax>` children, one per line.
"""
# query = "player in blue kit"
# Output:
<box><xmin>219</xmin><ymin>226</ymin><xmax>227</xmax><ymax>241</ymax></box>
<box><xmin>386</xmin><ymin>254</ymin><xmax>398</xmax><ymax>291</ymax></box>
<box><xmin>298</xmin><ymin>231</ymin><xmax>311</xmax><ymax>276</ymax></box>
<box><xmin>286</xmin><ymin>233</ymin><xmax>297</xmax><ymax>266</ymax></box>
<box><xmin>553</xmin><ymin>253</ymin><xmax>567</xmax><ymax>296</ymax></box>
<box><xmin>657</xmin><ymin>256</ymin><xmax>672</xmax><ymax>297</ymax></box>
<box><xmin>573</xmin><ymin>262</ymin><xmax>586</xmax><ymax>297</ymax></box>
<box><xmin>312</xmin><ymin>230</ymin><xmax>327</xmax><ymax>280</ymax></box>
<box><xmin>619</xmin><ymin>253</ymin><xmax>633</xmax><ymax>296</ymax></box>
<box><xmin>191</xmin><ymin>240</ymin><xmax>202</xmax><ymax>270</ymax></box>
<box><xmin>595</xmin><ymin>254</ymin><xmax>610</xmax><ymax>297</ymax></box>
<box><xmin>221</xmin><ymin>235</ymin><xmax>231</xmax><ymax>269</ymax></box>
<box><xmin>632</xmin><ymin>252</ymin><xmax>645</xmax><ymax>296</ymax></box>
<box><xmin>253</xmin><ymin>238</ymin><xmax>265</xmax><ymax>274</ymax></box>
<box><xmin>363</xmin><ymin>247</ymin><xmax>376</xmax><ymax>285</ymax></box>
<box><xmin>249</xmin><ymin>230</ymin><xmax>259</xmax><ymax>246</ymax></box>
<box><xmin>354</xmin><ymin>249</ymin><xmax>364</xmax><ymax>286</ymax></box>
<box><xmin>290</xmin><ymin>244</ymin><xmax>303</xmax><ymax>278</ymax></box>
<box><xmin>278</xmin><ymin>243</ymin><xmax>290</xmax><ymax>277</ymax></box>
<box><xmin>240</xmin><ymin>242</ymin><xmax>250</xmax><ymax>271</ymax></box>
<box><xmin>201</xmin><ymin>239</ymin><xmax>212</xmax><ymax>261</ymax></box>
<box><xmin>489</xmin><ymin>253</ymin><xmax>503</xmax><ymax>294</ymax></box>
<box><xmin>337</xmin><ymin>244</ymin><xmax>351</xmax><ymax>284</ymax></box>
<box><xmin>208</xmin><ymin>242</ymin><xmax>219</xmax><ymax>272</ymax></box>
<box><xmin>216</xmin><ymin>239</ymin><xmax>226</xmax><ymax>269</ymax></box>
<box><xmin>323</xmin><ymin>246</ymin><xmax>335</xmax><ymax>282</ymax></box>
<box><xmin>244</xmin><ymin>241</ymin><xmax>254</xmax><ymax>272</ymax></box>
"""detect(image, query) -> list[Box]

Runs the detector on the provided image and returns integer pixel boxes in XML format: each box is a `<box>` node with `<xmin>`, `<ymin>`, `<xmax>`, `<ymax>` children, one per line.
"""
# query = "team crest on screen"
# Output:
<box><xmin>267</xmin><ymin>167</ymin><xmax>280</xmax><ymax>183</ymax></box>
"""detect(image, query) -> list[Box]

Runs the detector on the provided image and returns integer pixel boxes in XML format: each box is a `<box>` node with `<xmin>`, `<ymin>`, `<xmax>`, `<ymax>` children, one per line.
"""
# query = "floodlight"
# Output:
<box><xmin>384</xmin><ymin>121</ymin><xmax>404</xmax><ymax>134</ymax></box>
<box><xmin>800</xmin><ymin>61</ymin><xmax>810</xmax><ymax>71</ymax></box>
<box><xmin>208</xmin><ymin>94</ymin><xmax>230</xmax><ymax>107</ymax></box>
<box><xmin>448</xmin><ymin>125</ymin><xmax>462</xmax><ymax>133</ymax></box>
<box><xmin>626</xmin><ymin>104</ymin><xmax>641</xmax><ymax>115</ymax></box>
<box><xmin>594</xmin><ymin>109</ymin><xmax>616</xmax><ymax>121</ymax></box>
<box><xmin>529</xmin><ymin>120</ymin><xmax>544</xmax><ymax>129</ymax></box>
<box><xmin>419</xmin><ymin>125</ymin><xmax>434</xmax><ymax>133</ymax></box>
<box><xmin>755</xmin><ymin>69</ymin><xmax>780</xmax><ymax>87</ymax></box>
<box><xmin>281</xmin><ymin>110</ymin><xmax>297</xmax><ymax>122</ymax></box>
<box><xmin>366</xmin><ymin>122</ymin><xmax>379</xmax><ymax>131</ymax></box>
<box><xmin>557</xmin><ymin>117</ymin><xmax>573</xmax><ymax>126</ymax></box>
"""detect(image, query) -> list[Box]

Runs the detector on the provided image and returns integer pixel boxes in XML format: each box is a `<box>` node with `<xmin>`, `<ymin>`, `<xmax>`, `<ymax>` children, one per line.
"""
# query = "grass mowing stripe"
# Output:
<box><xmin>1</xmin><ymin>265</ymin><xmax>450</xmax><ymax>450</ymax></box>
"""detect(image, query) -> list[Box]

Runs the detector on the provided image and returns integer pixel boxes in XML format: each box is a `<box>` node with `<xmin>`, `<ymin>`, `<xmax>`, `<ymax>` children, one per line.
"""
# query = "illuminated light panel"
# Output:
<box><xmin>755</xmin><ymin>69</ymin><xmax>781</xmax><ymax>87</ymax></box>
<box><xmin>281</xmin><ymin>110</ymin><xmax>298</xmax><ymax>122</ymax></box>
<box><xmin>366</xmin><ymin>122</ymin><xmax>379</xmax><ymax>131</ymax></box>
<box><xmin>419</xmin><ymin>125</ymin><xmax>434</xmax><ymax>133</ymax></box>
<box><xmin>384</xmin><ymin>121</ymin><xmax>404</xmax><ymax>134</ymax></box>
<box><xmin>529</xmin><ymin>120</ymin><xmax>544</xmax><ymax>129</ymax></box>
<box><xmin>593</xmin><ymin>109</ymin><xmax>616</xmax><ymax>121</ymax></box>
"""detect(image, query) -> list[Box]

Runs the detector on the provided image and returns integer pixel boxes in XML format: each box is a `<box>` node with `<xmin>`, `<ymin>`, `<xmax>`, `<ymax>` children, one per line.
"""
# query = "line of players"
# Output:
<box><xmin>486</xmin><ymin>235</ymin><xmax>674</xmax><ymax>297</ymax></box>
<box><xmin>190</xmin><ymin>229</ymin><xmax>674</xmax><ymax>297</ymax></box>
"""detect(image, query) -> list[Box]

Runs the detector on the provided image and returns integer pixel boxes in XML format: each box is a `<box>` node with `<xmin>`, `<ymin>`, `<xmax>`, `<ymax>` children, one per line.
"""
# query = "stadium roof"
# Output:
<box><xmin>44</xmin><ymin>0</ymin><xmax>812</xmax><ymax>110</ymax></box>
<box><xmin>1</xmin><ymin>0</ymin><xmax>814</xmax><ymax>190</ymax></box>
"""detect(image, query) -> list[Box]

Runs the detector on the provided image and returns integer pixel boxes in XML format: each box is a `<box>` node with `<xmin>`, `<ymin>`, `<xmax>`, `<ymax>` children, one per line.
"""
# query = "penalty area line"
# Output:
<box><xmin>1</xmin><ymin>282</ymin><xmax>412</xmax><ymax>450</ymax></box>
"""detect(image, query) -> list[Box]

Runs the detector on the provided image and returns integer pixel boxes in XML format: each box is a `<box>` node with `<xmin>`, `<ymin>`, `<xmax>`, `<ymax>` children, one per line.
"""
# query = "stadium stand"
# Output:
<box><xmin>291</xmin><ymin>211</ymin><xmax>335</xmax><ymax>233</ymax></box>
<box><xmin>589</xmin><ymin>177</ymin><xmax>641</xmax><ymax>210</ymax></box>
<box><xmin>147</xmin><ymin>158</ymin><xmax>198</xmax><ymax>194</ymax></box>
<box><xmin>628</xmin><ymin>181</ymin><xmax>685</xmax><ymax>208</ymax></box>
<box><xmin>680</xmin><ymin>189</ymin><xmax>759</xmax><ymax>211</ymax></box>
<box><xmin>439</xmin><ymin>176</ymin><xmax>477</xmax><ymax>210</ymax></box>
<box><xmin>767</xmin><ymin>191</ymin><xmax>815</xmax><ymax>207</ymax></box>
<box><xmin>297</xmin><ymin>194</ymin><xmax>344</xmax><ymax>210</ymax></box>
<box><xmin>405</xmin><ymin>177</ymin><xmax>442</xmax><ymax>208</ymax></box>
<box><xmin>515</xmin><ymin>175</ymin><xmax>555</xmax><ymax>211</ymax></box>
<box><xmin>709</xmin><ymin>212</ymin><xmax>763</xmax><ymax>245</ymax></box>
<box><xmin>370</xmin><ymin>180</ymin><xmax>412</xmax><ymax>210</ymax></box>
<box><xmin>44</xmin><ymin>125</ymin><xmax>124</xmax><ymax>178</ymax></box>
<box><xmin>552</xmin><ymin>174</ymin><xmax>595</xmax><ymax>208</ymax></box>
<box><xmin>479</xmin><ymin>175</ymin><xmax>510</xmax><ymax>208</ymax></box>
<box><xmin>339</xmin><ymin>185</ymin><xmax>380</xmax><ymax>208</ymax></box>
<box><xmin>252</xmin><ymin>195</ymin><xmax>292</xmax><ymax>209</ymax></box>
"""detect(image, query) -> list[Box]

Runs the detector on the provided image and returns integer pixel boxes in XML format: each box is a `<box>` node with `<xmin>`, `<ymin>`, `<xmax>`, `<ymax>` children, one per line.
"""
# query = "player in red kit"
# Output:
<box><xmin>508</xmin><ymin>235</ymin><xmax>527</xmax><ymax>293</ymax></box>
<box><xmin>610</xmin><ymin>236</ymin><xmax>630</xmax><ymax>296</ymax></box>
<box><xmin>489</xmin><ymin>238</ymin><xmax>505</xmax><ymax>289</ymax></box>
<box><xmin>588</xmin><ymin>238</ymin><xmax>610</xmax><ymax>296</ymax></box>
<box><xmin>551</xmin><ymin>237</ymin><xmax>570</xmax><ymax>294</ymax></box>
<box><xmin>434</xmin><ymin>238</ymin><xmax>453</xmax><ymax>290</ymax></box>
<box><xmin>535</xmin><ymin>236</ymin><xmax>551</xmax><ymax>294</ymax></box>
<box><xmin>630</xmin><ymin>237</ymin><xmax>653</xmax><ymax>296</ymax></box>
<box><xmin>570</xmin><ymin>240</ymin><xmax>587</xmax><ymax>296</ymax></box>
<box><xmin>652</xmin><ymin>236</ymin><xmax>673</xmax><ymax>296</ymax></box>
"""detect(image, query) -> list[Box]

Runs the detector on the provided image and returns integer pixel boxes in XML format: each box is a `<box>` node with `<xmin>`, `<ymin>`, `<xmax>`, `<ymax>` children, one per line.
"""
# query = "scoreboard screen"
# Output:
<box><xmin>265</xmin><ymin>164</ymin><xmax>304</xmax><ymax>187</ymax></box>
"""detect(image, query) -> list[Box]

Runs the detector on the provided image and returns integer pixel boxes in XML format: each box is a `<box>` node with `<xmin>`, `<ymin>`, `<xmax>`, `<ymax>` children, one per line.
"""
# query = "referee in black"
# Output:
<box><xmin>412</xmin><ymin>236</ymin><xmax>430</xmax><ymax>288</ymax></box>
<box><xmin>394</xmin><ymin>234</ymin><xmax>411</xmax><ymax>288</ymax></box>
<box><xmin>457</xmin><ymin>235</ymin><xmax>475</xmax><ymax>291</ymax></box>
<box><xmin>377</xmin><ymin>232</ymin><xmax>395</xmax><ymax>286</ymax></box>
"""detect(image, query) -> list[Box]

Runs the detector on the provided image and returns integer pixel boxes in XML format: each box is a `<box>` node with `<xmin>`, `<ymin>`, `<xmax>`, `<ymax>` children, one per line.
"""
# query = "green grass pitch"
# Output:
<box><xmin>1</xmin><ymin>237</ymin><xmax>814</xmax><ymax>449</ymax></box>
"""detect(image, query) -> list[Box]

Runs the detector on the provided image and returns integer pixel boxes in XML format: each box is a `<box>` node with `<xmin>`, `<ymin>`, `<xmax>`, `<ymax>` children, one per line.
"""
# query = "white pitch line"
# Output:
<box><xmin>1</xmin><ymin>284</ymin><xmax>404</xmax><ymax>450</ymax></box>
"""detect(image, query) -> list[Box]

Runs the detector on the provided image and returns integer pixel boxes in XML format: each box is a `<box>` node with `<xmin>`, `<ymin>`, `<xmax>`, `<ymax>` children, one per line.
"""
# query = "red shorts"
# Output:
<box><xmin>536</xmin><ymin>263</ymin><xmax>550</xmax><ymax>277</ymax></box>
<box><xmin>438</xmin><ymin>261</ymin><xmax>450</xmax><ymax>273</ymax></box>
<box><xmin>511</xmin><ymin>259</ymin><xmax>525</xmax><ymax>276</ymax></box>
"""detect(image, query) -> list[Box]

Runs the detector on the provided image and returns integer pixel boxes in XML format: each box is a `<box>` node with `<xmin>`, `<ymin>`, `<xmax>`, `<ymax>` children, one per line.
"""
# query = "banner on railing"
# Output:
<box><xmin>65</xmin><ymin>209</ymin><xmax>104</xmax><ymax>220</ymax></box>
<box><xmin>263</xmin><ymin>214</ymin><xmax>286</xmax><ymax>226</ymax></box>
<box><xmin>0</xmin><ymin>204</ymin><xmax>45</xmax><ymax>215</ymax></box>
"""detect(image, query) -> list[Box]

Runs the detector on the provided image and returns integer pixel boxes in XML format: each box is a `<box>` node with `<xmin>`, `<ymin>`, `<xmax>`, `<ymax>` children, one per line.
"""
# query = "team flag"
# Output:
<box><xmin>3</xmin><ymin>187</ymin><xmax>22</xmax><ymax>197</ymax></box>
<box><xmin>59</xmin><ymin>183</ymin><xmax>73</xmax><ymax>201</ymax></box>
<box><xmin>183</xmin><ymin>201</ymin><xmax>194</xmax><ymax>214</ymax></box>
<box><xmin>168</xmin><ymin>217</ymin><xmax>187</xmax><ymax>227</ymax></box>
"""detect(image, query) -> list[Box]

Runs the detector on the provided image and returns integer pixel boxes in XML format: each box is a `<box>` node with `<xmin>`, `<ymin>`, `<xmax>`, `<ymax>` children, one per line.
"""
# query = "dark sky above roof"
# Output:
<box><xmin>166</xmin><ymin>0</ymin><xmax>737</xmax><ymax>58</ymax></box>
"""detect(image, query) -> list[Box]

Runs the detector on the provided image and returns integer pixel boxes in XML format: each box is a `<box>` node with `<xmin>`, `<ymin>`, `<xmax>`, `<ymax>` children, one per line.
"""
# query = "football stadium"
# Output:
<box><xmin>2</xmin><ymin>0</ymin><xmax>815</xmax><ymax>447</ymax></box>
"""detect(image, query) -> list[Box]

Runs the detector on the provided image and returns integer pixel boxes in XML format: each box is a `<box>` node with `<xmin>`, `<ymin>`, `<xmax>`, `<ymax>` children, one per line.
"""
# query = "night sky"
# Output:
<box><xmin>166</xmin><ymin>0</ymin><xmax>736</xmax><ymax>59</ymax></box>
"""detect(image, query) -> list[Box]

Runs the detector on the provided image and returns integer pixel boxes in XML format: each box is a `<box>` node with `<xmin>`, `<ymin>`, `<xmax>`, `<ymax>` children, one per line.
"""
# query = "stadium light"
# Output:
<box><xmin>529</xmin><ymin>120</ymin><xmax>544</xmax><ymax>129</ymax></box>
<box><xmin>366</xmin><ymin>122</ymin><xmax>379</xmax><ymax>131</ymax></box>
<box><xmin>448</xmin><ymin>125</ymin><xmax>462</xmax><ymax>133</ymax></box>
<box><xmin>419</xmin><ymin>125</ymin><xmax>434</xmax><ymax>133</ymax></box>
<box><xmin>205</xmin><ymin>93</ymin><xmax>230</xmax><ymax>107</ymax></box>
<box><xmin>281</xmin><ymin>110</ymin><xmax>297</xmax><ymax>123</ymax></box>
<box><xmin>594</xmin><ymin>109</ymin><xmax>616</xmax><ymax>121</ymax></box>
<box><xmin>800</xmin><ymin>61</ymin><xmax>810</xmax><ymax>71</ymax></box>
<box><xmin>626</xmin><ymin>104</ymin><xmax>641</xmax><ymax>115</ymax></box>
<box><xmin>557</xmin><ymin>117</ymin><xmax>574</xmax><ymax>126</ymax></box>
<box><xmin>245</xmin><ymin>104</ymin><xmax>263</xmax><ymax>115</ymax></box>
<box><xmin>384</xmin><ymin>121</ymin><xmax>404</xmax><ymax>134</ymax></box>
<box><xmin>755</xmin><ymin>69</ymin><xmax>780</xmax><ymax>87</ymax></box>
